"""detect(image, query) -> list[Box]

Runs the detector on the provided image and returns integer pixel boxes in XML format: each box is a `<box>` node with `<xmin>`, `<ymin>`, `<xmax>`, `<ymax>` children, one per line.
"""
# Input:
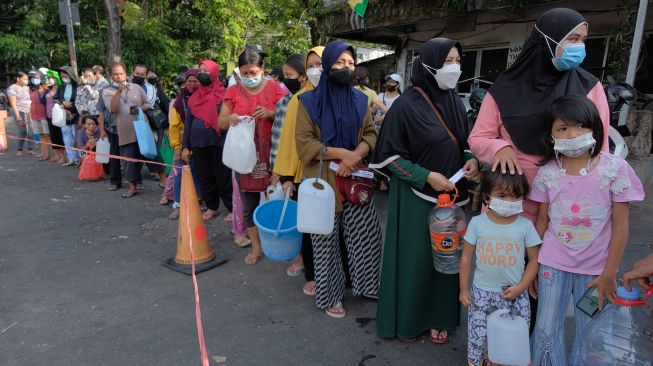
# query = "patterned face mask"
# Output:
<box><xmin>553</xmin><ymin>132</ymin><xmax>596</xmax><ymax>157</ymax></box>
<box><xmin>488</xmin><ymin>197</ymin><xmax>524</xmax><ymax>217</ymax></box>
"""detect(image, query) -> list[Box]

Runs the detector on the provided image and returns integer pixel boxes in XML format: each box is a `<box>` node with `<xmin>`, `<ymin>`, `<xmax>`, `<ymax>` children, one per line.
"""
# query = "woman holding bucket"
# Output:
<box><xmin>218</xmin><ymin>47</ymin><xmax>286</xmax><ymax>265</ymax></box>
<box><xmin>370</xmin><ymin>38</ymin><xmax>479</xmax><ymax>343</ymax></box>
<box><xmin>295</xmin><ymin>40</ymin><xmax>383</xmax><ymax>318</ymax></box>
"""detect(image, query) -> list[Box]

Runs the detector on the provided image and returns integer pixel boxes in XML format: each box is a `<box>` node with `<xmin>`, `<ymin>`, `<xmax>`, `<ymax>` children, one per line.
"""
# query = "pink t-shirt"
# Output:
<box><xmin>468</xmin><ymin>82</ymin><xmax>611</xmax><ymax>222</ymax></box>
<box><xmin>529</xmin><ymin>152</ymin><xmax>645</xmax><ymax>275</ymax></box>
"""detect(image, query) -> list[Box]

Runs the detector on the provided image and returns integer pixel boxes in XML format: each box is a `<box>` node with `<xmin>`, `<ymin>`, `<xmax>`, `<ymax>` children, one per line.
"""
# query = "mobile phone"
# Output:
<box><xmin>576</xmin><ymin>279</ymin><xmax>624</xmax><ymax>317</ymax></box>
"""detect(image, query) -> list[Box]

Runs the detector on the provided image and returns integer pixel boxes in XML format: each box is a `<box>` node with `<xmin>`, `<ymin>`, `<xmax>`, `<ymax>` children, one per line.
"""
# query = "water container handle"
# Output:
<box><xmin>314</xmin><ymin>144</ymin><xmax>327</xmax><ymax>184</ymax></box>
<box><xmin>613</xmin><ymin>285</ymin><xmax>653</xmax><ymax>306</ymax></box>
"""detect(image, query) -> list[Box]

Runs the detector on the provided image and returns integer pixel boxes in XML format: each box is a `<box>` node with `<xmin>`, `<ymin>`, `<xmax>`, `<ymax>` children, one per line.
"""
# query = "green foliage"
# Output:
<box><xmin>2</xmin><ymin>0</ymin><xmax>318</xmax><ymax>83</ymax></box>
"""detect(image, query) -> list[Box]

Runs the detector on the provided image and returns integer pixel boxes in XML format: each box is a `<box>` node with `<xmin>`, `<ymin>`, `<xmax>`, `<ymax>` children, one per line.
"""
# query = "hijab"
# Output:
<box><xmin>172</xmin><ymin>68</ymin><xmax>198</xmax><ymax>123</ymax></box>
<box><xmin>57</xmin><ymin>66</ymin><xmax>78</xmax><ymax>103</ymax></box>
<box><xmin>274</xmin><ymin>46</ymin><xmax>324</xmax><ymax>180</ymax></box>
<box><xmin>371</xmin><ymin>38</ymin><xmax>470</xmax><ymax>201</ymax></box>
<box><xmin>188</xmin><ymin>60</ymin><xmax>225</xmax><ymax>133</ymax></box>
<box><xmin>489</xmin><ymin>8</ymin><xmax>598</xmax><ymax>155</ymax></box>
<box><xmin>298</xmin><ymin>40</ymin><xmax>368</xmax><ymax>150</ymax></box>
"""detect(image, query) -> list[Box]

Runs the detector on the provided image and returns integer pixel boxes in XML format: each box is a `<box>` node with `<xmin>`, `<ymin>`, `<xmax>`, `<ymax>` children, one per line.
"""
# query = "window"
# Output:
<box><xmin>458</xmin><ymin>46</ymin><xmax>509</xmax><ymax>93</ymax></box>
<box><xmin>582</xmin><ymin>38</ymin><xmax>608</xmax><ymax>81</ymax></box>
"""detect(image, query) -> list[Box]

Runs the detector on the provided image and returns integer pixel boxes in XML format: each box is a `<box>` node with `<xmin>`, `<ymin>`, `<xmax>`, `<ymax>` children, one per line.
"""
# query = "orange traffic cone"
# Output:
<box><xmin>0</xmin><ymin>110</ymin><xmax>7</xmax><ymax>152</ymax></box>
<box><xmin>162</xmin><ymin>165</ymin><xmax>227</xmax><ymax>274</ymax></box>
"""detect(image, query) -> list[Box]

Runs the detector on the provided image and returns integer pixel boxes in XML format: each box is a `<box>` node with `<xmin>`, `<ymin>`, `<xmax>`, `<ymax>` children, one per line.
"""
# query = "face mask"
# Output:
<box><xmin>423</xmin><ymin>63</ymin><xmax>461</xmax><ymax>90</ymax></box>
<box><xmin>49</xmin><ymin>78</ymin><xmax>56</xmax><ymax>85</ymax></box>
<box><xmin>186</xmin><ymin>84</ymin><xmax>199</xmax><ymax>94</ymax></box>
<box><xmin>535</xmin><ymin>24</ymin><xmax>587</xmax><ymax>71</ymax></box>
<box><xmin>553</xmin><ymin>132</ymin><xmax>596</xmax><ymax>157</ymax></box>
<box><xmin>147</xmin><ymin>77</ymin><xmax>158</xmax><ymax>85</ymax></box>
<box><xmin>306</xmin><ymin>67</ymin><xmax>322</xmax><ymax>86</ymax></box>
<box><xmin>132</xmin><ymin>76</ymin><xmax>145</xmax><ymax>85</ymax></box>
<box><xmin>385</xmin><ymin>84</ymin><xmax>397</xmax><ymax>92</ymax></box>
<box><xmin>197</xmin><ymin>73</ymin><xmax>212</xmax><ymax>86</ymax></box>
<box><xmin>31</xmin><ymin>78</ymin><xmax>41</xmax><ymax>86</ymax></box>
<box><xmin>489</xmin><ymin>197</ymin><xmax>524</xmax><ymax>217</ymax></box>
<box><xmin>85</xmin><ymin>77</ymin><xmax>95</xmax><ymax>85</ymax></box>
<box><xmin>111</xmin><ymin>81</ymin><xmax>119</xmax><ymax>88</ymax></box>
<box><xmin>283</xmin><ymin>77</ymin><xmax>301</xmax><ymax>94</ymax></box>
<box><xmin>61</xmin><ymin>77</ymin><xmax>70</xmax><ymax>84</ymax></box>
<box><xmin>329</xmin><ymin>67</ymin><xmax>353</xmax><ymax>86</ymax></box>
<box><xmin>241</xmin><ymin>75</ymin><xmax>262</xmax><ymax>89</ymax></box>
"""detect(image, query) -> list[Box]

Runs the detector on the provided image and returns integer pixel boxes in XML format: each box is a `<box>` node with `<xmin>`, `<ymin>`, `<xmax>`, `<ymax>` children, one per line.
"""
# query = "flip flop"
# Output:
<box><xmin>302</xmin><ymin>281</ymin><xmax>316</xmax><ymax>297</ymax></box>
<box><xmin>325</xmin><ymin>302</ymin><xmax>346</xmax><ymax>319</ymax></box>
<box><xmin>286</xmin><ymin>262</ymin><xmax>305</xmax><ymax>277</ymax></box>
<box><xmin>429</xmin><ymin>330</ymin><xmax>449</xmax><ymax>344</ymax></box>
<box><xmin>107</xmin><ymin>184</ymin><xmax>121</xmax><ymax>191</ymax></box>
<box><xmin>121</xmin><ymin>190</ymin><xmax>138</xmax><ymax>198</ymax></box>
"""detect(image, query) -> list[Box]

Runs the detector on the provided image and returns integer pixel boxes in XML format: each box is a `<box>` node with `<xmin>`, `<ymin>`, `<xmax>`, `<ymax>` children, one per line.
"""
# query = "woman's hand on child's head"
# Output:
<box><xmin>459</xmin><ymin>289</ymin><xmax>472</xmax><ymax>307</ymax></box>
<box><xmin>588</xmin><ymin>274</ymin><xmax>617</xmax><ymax>309</ymax></box>
<box><xmin>502</xmin><ymin>284</ymin><xmax>526</xmax><ymax>300</ymax></box>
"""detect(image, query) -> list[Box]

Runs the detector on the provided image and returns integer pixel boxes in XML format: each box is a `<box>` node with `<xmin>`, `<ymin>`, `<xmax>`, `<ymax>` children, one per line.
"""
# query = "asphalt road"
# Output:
<box><xmin>1</xmin><ymin>127</ymin><xmax>651</xmax><ymax>366</ymax></box>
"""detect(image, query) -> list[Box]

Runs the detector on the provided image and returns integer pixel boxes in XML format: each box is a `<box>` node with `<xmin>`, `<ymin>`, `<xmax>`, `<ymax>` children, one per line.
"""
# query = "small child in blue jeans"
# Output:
<box><xmin>460</xmin><ymin>170</ymin><xmax>541</xmax><ymax>366</ymax></box>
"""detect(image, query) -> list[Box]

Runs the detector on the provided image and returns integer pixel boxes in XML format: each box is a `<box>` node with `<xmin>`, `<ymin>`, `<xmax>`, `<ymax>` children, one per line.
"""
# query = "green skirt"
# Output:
<box><xmin>376</xmin><ymin>176</ymin><xmax>461</xmax><ymax>339</ymax></box>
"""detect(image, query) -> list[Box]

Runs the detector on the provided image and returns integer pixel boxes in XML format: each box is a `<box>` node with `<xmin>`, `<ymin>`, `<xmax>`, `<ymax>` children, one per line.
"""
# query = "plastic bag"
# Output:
<box><xmin>78</xmin><ymin>155</ymin><xmax>105</xmax><ymax>181</ymax></box>
<box><xmin>160</xmin><ymin>135</ymin><xmax>173</xmax><ymax>175</ymax></box>
<box><xmin>52</xmin><ymin>104</ymin><xmax>66</xmax><ymax>127</ymax></box>
<box><xmin>133</xmin><ymin>108</ymin><xmax>157</xmax><ymax>159</ymax></box>
<box><xmin>222</xmin><ymin>116</ymin><xmax>256</xmax><ymax>174</ymax></box>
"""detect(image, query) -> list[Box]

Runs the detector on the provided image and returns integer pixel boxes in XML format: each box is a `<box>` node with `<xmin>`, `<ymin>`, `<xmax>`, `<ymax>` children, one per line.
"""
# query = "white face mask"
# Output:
<box><xmin>553</xmin><ymin>132</ymin><xmax>596</xmax><ymax>157</ymax></box>
<box><xmin>489</xmin><ymin>197</ymin><xmax>524</xmax><ymax>217</ymax></box>
<box><xmin>306</xmin><ymin>67</ymin><xmax>322</xmax><ymax>87</ymax></box>
<box><xmin>422</xmin><ymin>62</ymin><xmax>462</xmax><ymax>90</ymax></box>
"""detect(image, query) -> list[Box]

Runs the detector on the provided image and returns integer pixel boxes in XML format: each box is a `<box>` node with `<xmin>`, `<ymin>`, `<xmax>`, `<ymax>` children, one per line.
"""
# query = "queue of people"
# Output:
<box><xmin>3</xmin><ymin>7</ymin><xmax>649</xmax><ymax>366</ymax></box>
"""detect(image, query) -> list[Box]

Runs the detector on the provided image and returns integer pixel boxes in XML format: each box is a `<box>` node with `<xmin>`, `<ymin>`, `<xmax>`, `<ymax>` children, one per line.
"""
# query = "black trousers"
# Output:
<box><xmin>193</xmin><ymin>145</ymin><xmax>233</xmax><ymax>212</ymax></box>
<box><xmin>119</xmin><ymin>142</ymin><xmax>163</xmax><ymax>183</ymax></box>
<box><xmin>106</xmin><ymin>130</ymin><xmax>122</xmax><ymax>186</ymax></box>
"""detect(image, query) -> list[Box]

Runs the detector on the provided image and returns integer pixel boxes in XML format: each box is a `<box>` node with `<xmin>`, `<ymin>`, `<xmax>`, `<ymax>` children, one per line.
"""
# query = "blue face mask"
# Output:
<box><xmin>31</xmin><ymin>78</ymin><xmax>41</xmax><ymax>86</ymax></box>
<box><xmin>241</xmin><ymin>75</ymin><xmax>262</xmax><ymax>89</ymax></box>
<box><xmin>535</xmin><ymin>24</ymin><xmax>587</xmax><ymax>71</ymax></box>
<box><xmin>551</xmin><ymin>43</ymin><xmax>586</xmax><ymax>71</ymax></box>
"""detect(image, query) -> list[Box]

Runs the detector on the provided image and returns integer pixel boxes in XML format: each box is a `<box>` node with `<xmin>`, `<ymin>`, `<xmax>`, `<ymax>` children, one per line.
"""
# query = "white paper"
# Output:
<box><xmin>329</xmin><ymin>162</ymin><xmax>375</xmax><ymax>179</ymax></box>
<box><xmin>448</xmin><ymin>168</ymin><xmax>466</xmax><ymax>184</ymax></box>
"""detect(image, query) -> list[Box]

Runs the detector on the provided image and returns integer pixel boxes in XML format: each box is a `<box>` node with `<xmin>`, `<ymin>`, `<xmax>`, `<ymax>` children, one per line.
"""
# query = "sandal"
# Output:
<box><xmin>16</xmin><ymin>151</ymin><xmax>24</xmax><ymax>157</ymax></box>
<box><xmin>159</xmin><ymin>197</ymin><xmax>170</xmax><ymax>205</ymax></box>
<box><xmin>202</xmin><ymin>209</ymin><xmax>217</xmax><ymax>221</ymax></box>
<box><xmin>429</xmin><ymin>329</ymin><xmax>449</xmax><ymax>344</ymax></box>
<box><xmin>107</xmin><ymin>184</ymin><xmax>121</xmax><ymax>191</ymax></box>
<box><xmin>302</xmin><ymin>281</ymin><xmax>316</xmax><ymax>297</ymax></box>
<box><xmin>286</xmin><ymin>262</ymin><xmax>305</xmax><ymax>277</ymax></box>
<box><xmin>233</xmin><ymin>236</ymin><xmax>251</xmax><ymax>248</ymax></box>
<box><xmin>244</xmin><ymin>251</ymin><xmax>262</xmax><ymax>265</ymax></box>
<box><xmin>325</xmin><ymin>302</ymin><xmax>346</xmax><ymax>319</ymax></box>
<box><xmin>168</xmin><ymin>208</ymin><xmax>179</xmax><ymax>220</ymax></box>
<box><xmin>121</xmin><ymin>190</ymin><xmax>138</xmax><ymax>198</ymax></box>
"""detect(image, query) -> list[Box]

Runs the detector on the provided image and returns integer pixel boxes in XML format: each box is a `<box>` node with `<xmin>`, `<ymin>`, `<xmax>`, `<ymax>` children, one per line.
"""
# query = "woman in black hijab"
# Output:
<box><xmin>370</xmin><ymin>38</ymin><xmax>479</xmax><ymax>343</ymax></box>
<box><xmin>468</xmin><ymin>8</ymin><xmax>610</xmax><ymax>222</ymax></box>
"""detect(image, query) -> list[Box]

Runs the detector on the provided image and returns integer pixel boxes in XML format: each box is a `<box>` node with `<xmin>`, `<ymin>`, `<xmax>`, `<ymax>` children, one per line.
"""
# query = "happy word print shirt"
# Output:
<box><xmin>464</xmin><ymin>213</ymin><xmax>541</xmax><ymax>292</ymax></box>
<box><xmin>530</xmin><ymin>152</ymin><xmax>644</xmax><ymax>275</ymax></box>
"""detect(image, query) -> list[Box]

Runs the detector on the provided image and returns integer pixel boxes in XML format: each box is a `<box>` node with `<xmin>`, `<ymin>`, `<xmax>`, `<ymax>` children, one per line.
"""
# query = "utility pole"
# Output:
<box><xmin>64</xmin><ymin>0</ymin><xmax>78</xmax><ymax>75</ymax></box>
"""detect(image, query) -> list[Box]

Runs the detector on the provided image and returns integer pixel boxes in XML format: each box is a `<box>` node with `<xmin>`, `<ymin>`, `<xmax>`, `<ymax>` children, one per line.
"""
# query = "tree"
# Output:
<box><xmin>104</xmin><ymin>0</ymin><xmax>122</xmax><ymax>65</ymax></box>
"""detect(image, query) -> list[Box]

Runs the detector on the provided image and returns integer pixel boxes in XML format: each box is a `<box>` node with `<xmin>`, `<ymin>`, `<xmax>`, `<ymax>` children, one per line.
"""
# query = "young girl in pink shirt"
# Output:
<box><xmin>529</xmin><ymin>95</ymin><xmax>644</xmax><ymax>365</ymax></box>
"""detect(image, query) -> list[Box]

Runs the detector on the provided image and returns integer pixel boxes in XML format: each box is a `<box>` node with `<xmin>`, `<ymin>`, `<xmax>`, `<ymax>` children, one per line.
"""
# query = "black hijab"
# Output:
<box><xmin>489</xmin><ymin>8</ymin><xmax>598</xmax><ymax>155</ymax></box>
<box><xmin>371</xmin><ymin>38</ymin><xmax>470</xmax><ymax>201</ymax></box>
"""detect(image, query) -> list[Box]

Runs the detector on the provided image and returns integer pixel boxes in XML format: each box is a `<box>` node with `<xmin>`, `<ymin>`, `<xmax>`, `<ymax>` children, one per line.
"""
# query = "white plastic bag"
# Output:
<box><xmin>222</xmin><ymin>116</ymin><xmax>257</xmax><ymax>174</ymax></box>
<box><xmin>52</xmin><ymin>104</ymin><xmax>66</xmax><ymax>128</ymax></box>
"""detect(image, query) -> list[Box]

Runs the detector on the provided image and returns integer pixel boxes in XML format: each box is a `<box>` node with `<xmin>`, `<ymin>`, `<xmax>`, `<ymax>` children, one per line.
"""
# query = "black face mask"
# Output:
<box><xmin>329</xmin><ymin>67</ymin><xmax>353</xmax><ymax>86</ymax></box>
<box><xmin>282</xmin><ymin>77</ymin><xmax>301</xmax><ymax>94</ymax></box>
<box><xmin>132</xmin><ymin>76</ymin><xmax>145</xmax><ymax>85</ymax></box>
<box><xmin>385</xmin><ymin>84</ymin><xmax>397</xmax><ymax>92</ymax></box>
<box><xmin>147</xmin><ymin>77</ymin><xmax>158</xmax><ymax>85</ymax></box>
<box><xmin>197</xmin><ymin>73</ymin><xmax>212</xmax><ymax>86</ymax></box>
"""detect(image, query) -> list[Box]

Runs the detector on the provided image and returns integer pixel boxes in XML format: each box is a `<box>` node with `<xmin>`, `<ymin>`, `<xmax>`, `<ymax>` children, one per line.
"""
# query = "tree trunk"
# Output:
<box><xmin>104</xmin><ymin>0</ymin><xmax>122</xmax><ymax>66</ymax></box>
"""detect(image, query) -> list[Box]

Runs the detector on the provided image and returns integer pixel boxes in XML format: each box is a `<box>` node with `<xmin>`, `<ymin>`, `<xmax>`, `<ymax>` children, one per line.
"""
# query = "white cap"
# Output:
<box><xmin>385</xmin><ymin>73</ymin><xmax>402</xmax><ymax>86</ymax></box>
<box><xmin>38</xmin><ymin>67</ymin><xmax>49</xmax><ymax>76</ymax></box>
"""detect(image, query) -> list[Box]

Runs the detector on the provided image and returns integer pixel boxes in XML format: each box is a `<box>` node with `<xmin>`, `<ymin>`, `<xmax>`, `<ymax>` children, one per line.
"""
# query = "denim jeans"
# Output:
<box><xmin>12</xmin><ymin>112</ymin><xmax>34</xmax><ymax>152</ymax></box>
<box><xmin>173</xmin><ymin>159</ymin><xmax>201</xmax><ymax>207</ymax></box>
<box><xmin>530</xmin><ymin>265</ymin><xmax>596</xmax><ymax>366</ymax></box>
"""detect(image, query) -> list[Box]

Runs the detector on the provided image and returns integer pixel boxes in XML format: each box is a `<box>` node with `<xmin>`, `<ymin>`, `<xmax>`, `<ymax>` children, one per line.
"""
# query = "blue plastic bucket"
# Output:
<box><xmin>253</xmin><ymin>199</ymin><xmax>302</xmax><ymax>261</ymax></box>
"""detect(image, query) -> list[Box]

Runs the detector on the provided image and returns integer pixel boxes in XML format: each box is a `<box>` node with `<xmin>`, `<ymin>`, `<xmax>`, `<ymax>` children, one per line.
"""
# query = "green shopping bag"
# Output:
<box><xmin>160</xmin><ymin>135</ymin><xmax>174</xmax><ymax>175</ymax></box>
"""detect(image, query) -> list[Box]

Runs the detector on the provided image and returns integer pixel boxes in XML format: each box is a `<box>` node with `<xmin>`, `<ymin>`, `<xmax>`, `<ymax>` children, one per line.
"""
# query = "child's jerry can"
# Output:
<box><xmin>487</xmin><ymin>307</ymin><xmax>531</xmax><ymax>366</ymax></box>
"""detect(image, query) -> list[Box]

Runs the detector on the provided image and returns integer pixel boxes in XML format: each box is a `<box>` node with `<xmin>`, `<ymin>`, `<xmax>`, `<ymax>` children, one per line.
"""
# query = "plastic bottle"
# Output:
<box><xmin>428</xmin><ymin>192</ymin><xmax>466</xmax><ymax>274</ymax></box>
<box><xmin>297</xmin><ymin>178</ymin><xmax>335</xmax><ymax>235</ymax></box>
<box><xmin>577</xmin><ymin>286</ymin><xmax>653</xmax><ymax>366</ymax></box>
<box><xmin>95</xmin><ymin>137</ymin><xmax>110</xmax><ymax>164</ymax></box>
